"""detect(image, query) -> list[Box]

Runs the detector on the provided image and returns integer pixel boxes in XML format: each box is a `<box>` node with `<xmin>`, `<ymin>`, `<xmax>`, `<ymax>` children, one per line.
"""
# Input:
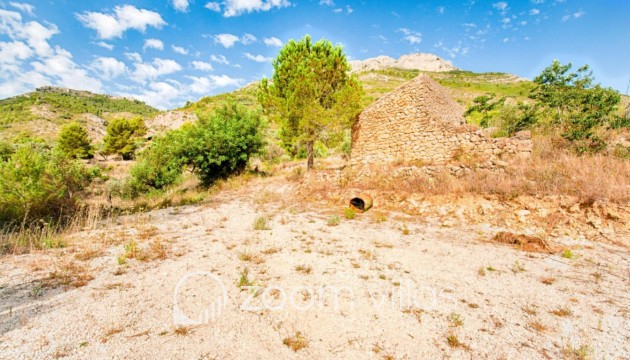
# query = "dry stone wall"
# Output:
<box><xmin>351</xmin><ymin>74</ymin><xmax>532</xmax><ymax>165</ymax></box>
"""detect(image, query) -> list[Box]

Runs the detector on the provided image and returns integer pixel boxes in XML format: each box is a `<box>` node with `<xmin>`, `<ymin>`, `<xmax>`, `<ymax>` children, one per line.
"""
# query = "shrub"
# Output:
<box><xmin>184</xmin><ymin>104</ymin><xmax>266</xmax><ymax>185</ymax></box>
<box><xmin>128</xmin><ymin>103</ymin><xmax>265</xmax><ymax>194</ymax></box>
<box><xmin>102</xmin><ymin>117</ymin><xmax>147</xmax><ymax>160</ymax></box>
<box><xmin>0</xmin><ymin>141</ymin><xmax>96</xmax><ymax>225</ymax></box>
<box><xmin>56</xmin><ymin>122</ymin><xmax>94</xmax><ymax>159</ymax></box>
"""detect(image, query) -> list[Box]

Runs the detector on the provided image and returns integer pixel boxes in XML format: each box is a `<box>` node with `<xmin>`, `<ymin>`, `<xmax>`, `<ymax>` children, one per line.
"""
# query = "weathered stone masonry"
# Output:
<box><xmin>351</xmin><ymin>74</ymin><xmax>533</xmax><ymax>165</ymax></box>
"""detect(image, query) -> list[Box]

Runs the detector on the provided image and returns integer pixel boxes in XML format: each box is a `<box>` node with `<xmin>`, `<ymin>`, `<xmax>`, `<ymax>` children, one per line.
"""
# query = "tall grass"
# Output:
<box><xmin>0</xmin><ymin>205</ymin><xmax>112</xmax><ymax>255</ymax></box>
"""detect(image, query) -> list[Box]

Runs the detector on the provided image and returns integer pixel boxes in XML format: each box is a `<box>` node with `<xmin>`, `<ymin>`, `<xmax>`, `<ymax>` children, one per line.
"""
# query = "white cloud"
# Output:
<box><xmin>221</xmin><ymin>0</ymin><xmax>291</xmax><ymax>17</ymax></box>
<box><xmin>492</xmin><ymin>2</ymin><xmax>509</xmax><ymax>13</ymax></box>
<box><xmin>346</xmin><ymin>5</ymin><xmax>353</xmax><ymax>14</ymax></box>
<box><xmin>76</xmin><ymin>5</ymin><xmax>166</xmax><ymax>40</ymax></box>
<box><xmin>398</xmin><ymin>28</ymin><xmax>422</xmax><ymax>44</ymax></box>
<box><xmin>437</xmin><ymin>6</ymin><xmax>445</xmax><ymax>14</ymax></box>
<box><xmin>241</xmin><ymin>33</ymin><xmax>257</xmax><ymax>45</ymax></box>
<box><xmin>0</xmin><ymin>10</ymin><xmax>59</xmax><ymax>57</ymax></box>
<box><xmin>125</xmin><ymin>52</ymin><xmax>142</xmax><ymax>63</ymax></box>
<box><xmin>434</xmin><ymin>40</ymin><xmax>469</xmax><ymax>58</ymax></box>
<box><xmin>333</xmin><ymin>8</ymin><xmax>342</xmax><ymax>14</ymax></box>
<box><xmin>9</xmin><ymin>2</ymin><xmax>35</xmax><ymax>16</ymax></box>
<box><xmin>210</xmin><ymin>54</ymin><xmax>230</xmax><ymax>64</ymax></box>
<box><xmin>529</xmin><ymin>8</ymin><xmax>540</xmax><ymax>15</ymax></box>
<box><xmin>319</xmin><ymin>0</ymin><xmax>334</xmax><ymax>6</ymax></box>
<box><xmin>214</xmin><ymin>33</ymin><xmax>240</xmax><ymax>48</ymax></box>
<box><xmin>0</xmin><ymin>9</ymin><xmax>103</xmax><ymax>97</ymax></box>
<box><xmin>131</xmin><ymin>58</ymin><xmax>182</xmax><ymax>83</ymax></box>
<box><xmin>0</xmin><ymin>41</ymin><xmax>32</xmax><ymax>68</ymax></box>
<box><xmin>95</xmin><ymin>41</ymin><xmax>114</xmax><ymax>50</ymax></box>
<box><xmin>91</xmin><ymin>57</ymin><xmax>127</xmax><ymax>79</ymax></box>
<box><xmin>187</xmin><ymin>74</ymin><xmax>244</xmax><ymax>94</ymax></box>
<box><xmin>172</xmin><ymin>45</ymin><xmax>188</xmax><ymax>55</ymax></box>
<box><xmin>263</xmin><ymin>37</ymin><xmax>283</xmax><ymax>47</ymax></box>
<box><xmin>129</xmin><ymin>81</ymin><xmax>181</xmax><ymax>109</ymax></box>
<box><xmin>30</xmin><ymin>47</ymin><xmax>103</xmax><ymax>92</ymax></box>
<box><xmin>244</xmin><ymin>52</ymin><xmax>271</xmax><ymax>62</ymax></box>
<box><xmin>562</xmin><ymin>10</ymin><xmax>585</xmax><ymax>22</ymax></box>
<box><xmin>191</xmin><ymin>60</ymin><xmax>213</xmax><ymax>71</ymax></box>
<box><xmin>204</xmin><ymin>2</ymin><xmax>221</xmax><ymax>12</ymax></box>
<box><xmin>530</xmin><ymin>0</ymin><xmax>544</xmax><ymax>3</ymax></box>
<box><xmin>143</xmin><ymin>38</ymin><xmax>164</xmax><ymax>51</ymax></box>
<box><xmin>172</xmin><ymin>0</ymin><xmax>190</xmax><ymax>12</ymax></box>
<box><xmin>213</xmin><ymin>33</ymin><xmax>256</xmax><ymax>48</ymax></box>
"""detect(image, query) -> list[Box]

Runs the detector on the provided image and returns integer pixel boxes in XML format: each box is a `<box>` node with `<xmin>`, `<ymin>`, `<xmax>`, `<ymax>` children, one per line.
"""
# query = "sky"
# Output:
<box><xmin>0</xmin><ymin>0</ymin><xmax>628</xmax><ymax>109</ymax></box>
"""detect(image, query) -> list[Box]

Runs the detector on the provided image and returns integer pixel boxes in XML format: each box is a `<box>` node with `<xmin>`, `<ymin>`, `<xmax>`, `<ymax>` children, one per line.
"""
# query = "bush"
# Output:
<box><xmin>0</xmin><ymin>141</ymin><xmax>96</xmax><ymax>225</ymax></box>
<box><xmin>128</xmin><ymin>103</ymin><xmax>265</xmax><ymax>194</ymax></box>
<box><xmin>102</xmin><ymin>117</ymin><xmax>147</xmax><ymax>160</ymax></box>
<box><xmin>56</xmin><ymin>122</ymin><xmax>93</xmax><ymax>159</ymax></box>
<box><xmin>177</xmin><ymin>103</ymin><xmax>266</xmax><ymax>186</ymax></box>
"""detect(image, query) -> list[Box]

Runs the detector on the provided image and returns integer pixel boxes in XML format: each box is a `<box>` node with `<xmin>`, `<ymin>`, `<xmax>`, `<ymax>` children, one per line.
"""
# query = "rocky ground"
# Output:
<box><xmin>0</xmin><ymin>173</ymin><xmax>628</xmax><ymax>359</ymax></box>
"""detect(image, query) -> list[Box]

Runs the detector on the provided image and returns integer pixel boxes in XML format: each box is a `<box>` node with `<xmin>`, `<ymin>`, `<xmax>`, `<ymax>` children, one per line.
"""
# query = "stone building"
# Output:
<box><xmin>351</xmin><ymin>74</ymin><xmax>532</xmax><ymax>165</ymax></box>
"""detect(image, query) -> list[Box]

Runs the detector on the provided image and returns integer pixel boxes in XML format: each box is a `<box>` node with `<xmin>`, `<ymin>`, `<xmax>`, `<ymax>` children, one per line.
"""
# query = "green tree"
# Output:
<box><xmin>258</xmin><ymin>35</ymin><xmax>363</xmax><ymax>170</ymax></box>
<box><xmin>102</xmin><ymin>117</ymin><xmax>147</xmax><ymax>160</ymax></box>
<box><xmin>56</xmin><ymin>122</ymin><xmax>93</xmax><ymax>159</ymax></box>
<box><xmin>530</xmin><ymin>60</ymin><xmax>620</xmax><ymax>152</ymax></box>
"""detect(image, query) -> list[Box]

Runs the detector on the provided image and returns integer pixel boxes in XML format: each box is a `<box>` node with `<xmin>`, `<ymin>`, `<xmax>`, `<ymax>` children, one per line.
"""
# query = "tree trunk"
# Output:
<box><xmin>306</xmin><ymin>140</ymin><xmax>314</xmax><ymax>171</ymax></box>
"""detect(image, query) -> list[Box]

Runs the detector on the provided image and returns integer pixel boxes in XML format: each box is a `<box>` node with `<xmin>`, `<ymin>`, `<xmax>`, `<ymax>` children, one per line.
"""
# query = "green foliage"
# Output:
<box><xmin>0</xmin><ymin>141</ymin><xmax>14</xmax><ymax>161</ymax></box>
<box><xmin>182</xmin><ymin>103</ymin><xmax>266</xmax><ymax>185</ymax></box>
<box><xmin>128</xmin><ymin>103</ymin><xmax>265</xmax><ymax>194</ymax></box>
<box><xmin>0</xmin><ymin>89</ymin><xmax>158</xmax><ymax>126</ymax></box>
<box><xmin>0</xmin><ymin>141</ymin><xmax>96</xmax><ymax>225</ymax></box>
<box><xmin>464</xmin><ymin>93</ymin><xmax>505</xmax><ymax>128</ymax></box>
<box><xmin>258</xmin><ymin>35</ymin><xmax>364</xmax><ymax>169</ymax></box>
<box><xmin>102</xmin><ymin>117</ymin><xmax>147</xmax><ymax>160</ymax></box>
<box><xmin>56</xmin><ymin>122</ymin><xmax>93</xmax><ymax>159</ymax></box>
<box><xmin>530</xmin><ymin>60</ymin><xmax>621</xmax><ymax>152</ymax></box>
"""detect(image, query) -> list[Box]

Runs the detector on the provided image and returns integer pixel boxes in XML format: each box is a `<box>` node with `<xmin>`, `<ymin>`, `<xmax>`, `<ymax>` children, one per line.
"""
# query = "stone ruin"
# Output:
<box><xmin>351</xmin><ymin>74</ymin><xmax>533</xmax><ymax>166</ymax></box>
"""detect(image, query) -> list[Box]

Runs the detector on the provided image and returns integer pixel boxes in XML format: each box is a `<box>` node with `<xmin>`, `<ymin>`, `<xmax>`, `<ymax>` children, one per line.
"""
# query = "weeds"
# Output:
<box><xmin>237</xmin><ymin>268</ymin><xmax>254</xmax><ymax>288</ymax></box>
<box><xmin>562</xmin><ymin>249</ymin><xmax>575</xmax><ymax>259</ymax></box>
<box><xmin>528</xmin><ymin>320</ymin><xmax>547</xmax><ymax>333</ymax></box>
<box><xmin>562</xmin><ymin>343</ymin><xmax>593</xmax><ymax>360</ymax></box>
<box><xmin>447</xmin><ymin>312</ymin><xmax>464</xmax><ymax>327</ymax></box>
<box><xmin>253</xmin><ymin>216</ymin><xmax>271</xmax><ymax>230</ymax></box>
<box><xmin>550</xmin><ymin>306</ymin><xmax>573</xmax><ymax>317</ymax></box>
<box><xmin>295</xmin><ymin>264</ymin><xmax>312</xmax><ymax>274</ymax></box>
<box><xmin>446</xmin><ymin>333</ymin><xmax>469</xmax><ymax>350</ymax></box>
<box><xmin>344</xmin><ymin>207</ymin><xmax>356</xmax><ymax>220</ymax></box>
<box><xmin>283</xmin><ymin>332</ymin><xmax>308</xmax><ymax>352</ymax></box>
<box><xmin>327</xmin><ymin>215</ymin><xmax>341</xmax><ymax>226</ymax></box>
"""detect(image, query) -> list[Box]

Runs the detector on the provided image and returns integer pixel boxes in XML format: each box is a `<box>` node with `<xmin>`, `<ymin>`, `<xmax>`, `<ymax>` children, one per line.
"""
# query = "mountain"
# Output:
<box><xmin>349</xmin><ymin>53</ymin><xmax>459</xmax><ymax>73</ymax></box>
<box><xmin>0</xmin><ymin>87</ymin><xmax>159</xmax><ymax>141</ymax></box>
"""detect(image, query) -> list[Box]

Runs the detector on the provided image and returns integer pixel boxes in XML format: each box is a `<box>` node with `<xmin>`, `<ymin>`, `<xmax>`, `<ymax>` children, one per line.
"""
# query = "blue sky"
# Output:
<box><xmin>0</xmin><ymin>0</ymin><xmax>627</xmax><ymax>109</ymax></box>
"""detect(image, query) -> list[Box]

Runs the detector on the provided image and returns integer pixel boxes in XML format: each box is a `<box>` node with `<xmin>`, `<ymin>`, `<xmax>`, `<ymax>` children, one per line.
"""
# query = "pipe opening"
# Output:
<box><xmin>350</xmin><ymin>198</ymin><xmax>366</xmax><ymax>211</ymax></box>
<box><xmin>349</xmin><ymin>194</ymin><xmax>372</xmax><ymax>213</ymax></box>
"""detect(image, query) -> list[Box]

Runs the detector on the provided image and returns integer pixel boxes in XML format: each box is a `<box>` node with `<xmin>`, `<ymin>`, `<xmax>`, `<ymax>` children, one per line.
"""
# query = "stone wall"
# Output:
<box><xmin>351</xmin><ymin>74</ymin><xmax>533</xmax><ymax>165</ymax></box>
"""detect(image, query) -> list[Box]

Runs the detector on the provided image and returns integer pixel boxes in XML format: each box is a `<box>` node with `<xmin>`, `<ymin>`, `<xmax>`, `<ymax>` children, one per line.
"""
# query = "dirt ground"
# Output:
<box><xmin>1</xmin><ymin>175</ymin><xmax>629</xmax><ymax>359</ymax></box>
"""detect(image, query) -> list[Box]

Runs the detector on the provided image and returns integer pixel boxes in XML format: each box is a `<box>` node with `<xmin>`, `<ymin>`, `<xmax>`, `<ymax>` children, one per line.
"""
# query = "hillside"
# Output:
<box><xmin>0</xmin><ymin>87</ymin><xmax>159</xmax><ymax>141</ymax></box>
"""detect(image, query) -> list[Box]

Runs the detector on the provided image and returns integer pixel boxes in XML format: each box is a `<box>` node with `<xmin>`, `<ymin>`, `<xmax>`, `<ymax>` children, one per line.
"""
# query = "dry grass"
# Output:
<box><xmin>46</xmin><ymin>261</ymin><xmax>94</xmax><ymax>288</ymax></box>
<box><xmin>282</xmin><ymin>331</ymin><xmax>308</xmax><ymax>352</ymax></box>
<box><xmin>0</xmin><ymin>205</ymin><xmax>111</xmax><ymax>255</ymax></box>
<box><xmin>300</xmin><ymin>137</ymin><xmax>630</xmax><ymax>204</ymax></box>
<box><xmin>528</xmin><ymin>320</ymin><xmax>548</xmax><ymax>333</ymax></box>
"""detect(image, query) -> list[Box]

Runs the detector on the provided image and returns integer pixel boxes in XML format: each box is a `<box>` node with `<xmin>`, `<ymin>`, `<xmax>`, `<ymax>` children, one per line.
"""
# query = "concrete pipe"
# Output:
<box><xmin>349</xmin><ymin>194</ymin><xmax>373</xmax><ymax>213</ymax></box>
